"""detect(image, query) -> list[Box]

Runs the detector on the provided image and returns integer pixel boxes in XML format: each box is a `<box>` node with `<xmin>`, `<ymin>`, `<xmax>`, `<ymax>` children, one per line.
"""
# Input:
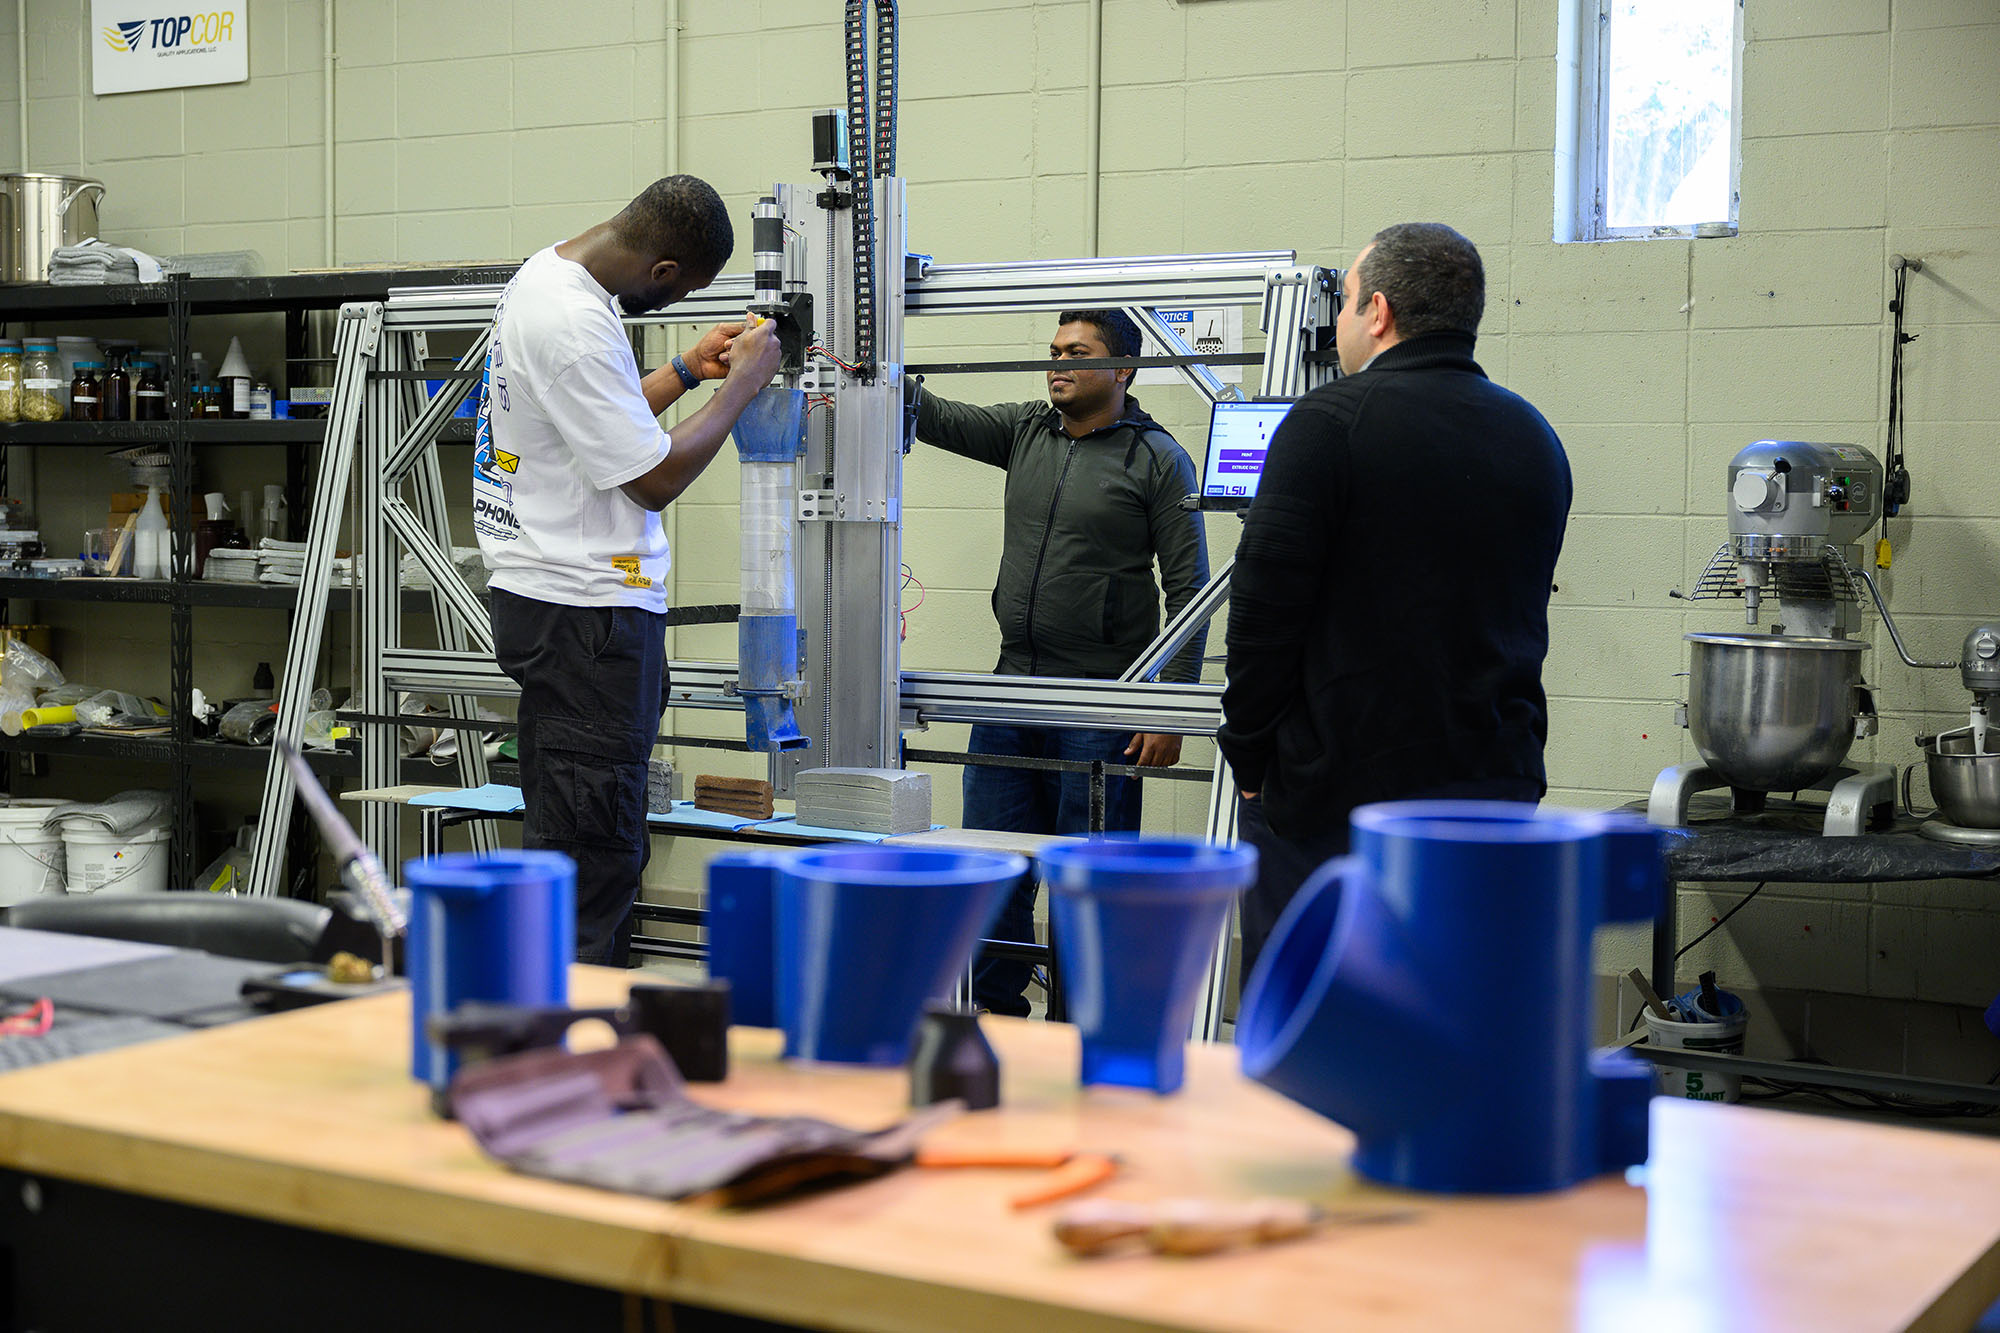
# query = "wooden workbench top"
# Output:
<box><xmin>0</xmin><ymin>969</ymin><xmax>1994</xmax><ymax>1332</ymax></box>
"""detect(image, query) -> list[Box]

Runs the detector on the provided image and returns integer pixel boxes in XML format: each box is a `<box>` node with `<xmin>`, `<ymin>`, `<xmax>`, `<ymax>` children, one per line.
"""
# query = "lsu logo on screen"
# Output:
<box><xmin>102</xmin><ymin>12</ymin><xmax>237</xmax><ymax>52</ymax></box>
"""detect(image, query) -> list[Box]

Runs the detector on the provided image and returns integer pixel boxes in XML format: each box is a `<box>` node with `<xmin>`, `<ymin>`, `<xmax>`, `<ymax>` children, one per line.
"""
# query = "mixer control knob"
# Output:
<box><xmin>1976</xmin><ymin>633</ymin><xmax>2000</xmax><ymax>661</ymax></box>
<box><xmin>1733</xmin><ymin>471</ymin><xmax>1778</xmax><ymax>512</ymax></box>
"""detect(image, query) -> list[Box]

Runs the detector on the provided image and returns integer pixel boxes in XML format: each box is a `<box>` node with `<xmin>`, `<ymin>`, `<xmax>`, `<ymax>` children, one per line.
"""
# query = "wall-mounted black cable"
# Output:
<box><xmin>1880</xmin><ymin>254</ymin><xmax>1922</xmax><ymax>537</ymax></box>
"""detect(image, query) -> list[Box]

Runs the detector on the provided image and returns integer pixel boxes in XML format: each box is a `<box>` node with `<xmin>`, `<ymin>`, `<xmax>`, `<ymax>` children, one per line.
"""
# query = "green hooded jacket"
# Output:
<box><xmin>909</xmin><ymin>381</ymin><xmax>1210</xmax><ymax>684</ymax></box>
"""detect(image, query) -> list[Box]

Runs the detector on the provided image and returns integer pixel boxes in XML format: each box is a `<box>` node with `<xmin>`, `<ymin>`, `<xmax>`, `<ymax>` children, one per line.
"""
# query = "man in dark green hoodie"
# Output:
<box><xmin>909</xmin><ymin>308</ymin><xmax>1210</xmax><ymax>1014</ymax></box>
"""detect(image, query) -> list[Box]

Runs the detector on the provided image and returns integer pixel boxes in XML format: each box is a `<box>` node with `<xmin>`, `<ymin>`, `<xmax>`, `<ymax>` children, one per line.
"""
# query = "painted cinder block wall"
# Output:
<box><xmin>8</xmin><ymin>0</ymin><xmax>2000</xmax><ymax>1008</ymax></box>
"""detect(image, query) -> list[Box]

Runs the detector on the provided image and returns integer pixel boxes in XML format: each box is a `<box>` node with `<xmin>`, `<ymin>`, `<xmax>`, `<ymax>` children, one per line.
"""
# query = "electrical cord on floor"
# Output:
<box><xmin>1740</xmin><ymin>1076</ymin><xmax>2000</xmax><ymax>1120</ymax></box>
<box><xmin>1676</xmin><ymin>881</ymin><xmax>1767</xmax><ymax>960</ymax></box>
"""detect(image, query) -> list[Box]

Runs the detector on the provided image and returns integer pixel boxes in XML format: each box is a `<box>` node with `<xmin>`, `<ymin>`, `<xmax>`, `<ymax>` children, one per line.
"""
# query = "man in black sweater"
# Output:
<box><xmin>1218</xmin><ymin>223</ymin><xmax>1571</xmax><ymax>970</ymax></box>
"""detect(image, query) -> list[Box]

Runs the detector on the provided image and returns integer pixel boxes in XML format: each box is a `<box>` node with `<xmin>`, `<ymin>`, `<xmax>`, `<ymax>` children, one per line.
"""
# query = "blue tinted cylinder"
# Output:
<box><xmin>404</xmin><ymin>850</ymin><xmax>574</xmax><ymax>1091</ymax></box>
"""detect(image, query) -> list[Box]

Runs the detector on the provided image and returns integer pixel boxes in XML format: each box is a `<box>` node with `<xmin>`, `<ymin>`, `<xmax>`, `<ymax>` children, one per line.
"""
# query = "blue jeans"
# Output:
<box><xmin>491</xmin><ymin>588</ymin><xmax>668</xmax><ymax>968</ymax></box>
<box><xmin>962</xmin><ymin>723</ymin><xmax>1141</xmax><ymax>1015</ymax></box>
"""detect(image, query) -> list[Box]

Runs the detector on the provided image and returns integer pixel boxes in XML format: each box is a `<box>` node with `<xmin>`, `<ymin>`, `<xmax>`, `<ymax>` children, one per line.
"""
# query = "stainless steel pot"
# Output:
<box><xmin>1922</xmin><ymin>730</ymin><xmax>2000</xmax><ymax>829</ymax></box>
<box><xmin>1685</xmin><ymin>633</ymin><xmax>1870</xmax><ymax>792</ymax></box>
<box><xmin>0</xmin><ymin>173</ymin><xmax>105</xmax><ymax>283</ymax></box>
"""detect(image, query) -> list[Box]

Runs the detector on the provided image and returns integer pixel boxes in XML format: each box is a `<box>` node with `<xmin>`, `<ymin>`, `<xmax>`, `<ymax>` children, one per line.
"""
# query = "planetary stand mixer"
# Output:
<box><xmin>1651</xmin><ymin>440</ymin><xmax>1941</xmax><ymax>835</ymax></box>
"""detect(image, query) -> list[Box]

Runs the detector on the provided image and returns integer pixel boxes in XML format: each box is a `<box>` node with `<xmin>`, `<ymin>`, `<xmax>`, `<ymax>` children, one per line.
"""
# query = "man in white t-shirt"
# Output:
<box><xmin>475</xmin><ymin>175</ymin><xmax>782</xmax><ymax>965</ymax></box>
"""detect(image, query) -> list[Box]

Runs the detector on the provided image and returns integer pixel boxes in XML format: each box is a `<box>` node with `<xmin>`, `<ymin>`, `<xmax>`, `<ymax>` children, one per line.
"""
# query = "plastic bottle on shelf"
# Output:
<box><xmin>132</xmin><ymin>484</ymin><xmax>169</xmax><ymax>580</ymax></box>
<box><xmin>262</xmin><ymin>485</ymin><xmax>288</xmax><ymax>542</ymax></box>
<box><xmin>218</xmin><ymin>336</ymin><xmax>253</xmax><ymax>420</ymax></box>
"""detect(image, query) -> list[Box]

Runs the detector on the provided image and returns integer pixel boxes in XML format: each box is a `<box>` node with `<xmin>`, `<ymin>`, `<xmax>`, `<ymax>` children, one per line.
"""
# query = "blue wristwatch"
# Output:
<box><xmin>670</xmin><ymin>353</ymin><xmax>701</xmax><ymax>391</ymax></box>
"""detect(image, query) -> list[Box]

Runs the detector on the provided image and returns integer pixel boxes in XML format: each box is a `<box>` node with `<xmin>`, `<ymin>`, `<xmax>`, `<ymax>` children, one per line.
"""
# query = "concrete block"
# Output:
<box><xmin>675</xmin><ymin>33</ymin><xmax>757</xmax><ymax>116</ymax></box>
<box><xmin>1345</xmin><ymin>154</ymin><xmax>1514</xmax><ymax>250</ymax></box>
<box><xmin>1183</xmin><ymin>162</ymin><xmax>1338</xmax><ymax>259</ymax></box>
<box><xmin>900</xmin><ymin>10</ymin><xmax>1040</xmax><ymax>101</ymax></box>
<box><xmin>511</xmin><ymin>202</ymin><xmax>625</xmax><ymax>258</ymax></box>
<box><xmin>1904</xmin><ymin>321</ymin><xmax>2000</xmax><ymax>426</ymax></box>
<box><xmin>1508</xmin><ymin>331</ymin><xmax>1690</xmax><ymax>425</ymax></box>
<box><xmin>1085</xmin><ymin>1</ymin><xmax>1180</xmax><ymax>85</ymax></box>
<box><xmin>1894</xmin><ymin>907</ymin><xmax>2000</xmax><ymax>1007</ymax></box>
<box><xmin>1873</xmin><ymin>878</ymin><xmax>2000</xmax><ymax>911</ymax></box>
<box><xmin>1866</xmin><ymin>906</ymin><xmax>1921</xmax><ymax>998</ymax></box>
<box><xmin>95</xmin><ymin>158</ymin><xmax>187</xmax><ymax>236</ymax></box>
<box><xmin>287</xmin><ymin>71</ymin><xmax>324</xmax><ymax>146</ymax></box>
<box><xmin>24</xmin><ymin>11</ymin><xmax>81</xmax><ymax>99</ymax></box>
<box><xmin>1100</xmin><ymin>82</ymin><xmax>1186</xmax><ymax>174</ymax></box>
<box><xmin>1746</xmin><ymin>0</ymin><xmax>1888</xmax><ymax>40</ymax></box>
<box><xmin>330</xmin><ymin>138</ymin><xmax>393</xmax><ymax>216</ymax></box>
<box><xmin>1674</xmin><ymin>886</ymin><xmax>1872</xmax><ymax>995</ymax></box>
<box><xmin>906</xmin><ymin>179</ymin><xmax>1034</xmax><ymax>263</ymax></box>
<box><xmin>900</xmin><ymin>93</ymin><xmax>1034</xmax><ymax>182</ymax></box>
<box><xmin>332</xmin><ymin>0</ymin><xmax>395</xmax><ymax>66</ymax></box>
<box><xmin>1348</xmin><ymin>0</ymin><xmax>1513</xmax><ymax>66</ymax></box>
<box><xmin>397</xmin><ymin>208</ymin><xmax>513</xmax><ymax>265</ymax></box>
<box><xmin>1872</xmin><ymin>516</ymin><xmax>2000</xmax><ymax>613</ymax></box>
<box><xmin>1033</xmin><ymin>2</ymin><xmax>1089</xmax><ymax>88</ymax></box>
<box><xmin>902</xmin><ymin>590</ymin><xmax>1002</xmax><ymax>674</ymax></box>
<box><xmin>286</xmin><ymin>144</ymin><xmax>324</xmax><ymax>216</ymax></box>
<box><xmin>1543</xmin><ymin>697</ymin><xmax>1682</xmax><ymax>796</ymax></box>
<box><xmin>284</xmin><ymin>0</ymin><xmax>324</xmax><ymax>69</ymax></box>
<box><xmin>1545</xmin><ymin>606</ymin><xmax>1691</xmax><ymax>703</ymax></box>
<box><xmin>286</xmin><ymin>218</ymin><xmax>324</xmax><ymax>268</ymax></box>
<box><xmin>1690</xmin><ymin>231</ymin><xmax>1886</xmax><ymax>330</ymax></box>
<box><xmin>247</xmin><ymin>0</ymin><xmax>288</xmax><ymax>74</ymax></box>
<box><xmin>750</xmin><ymin>28</ymin><xmax>845</xmax><ymax>112</ymax></box>
<box><xmin>1890</xmin><ymin>129</ymin><xmax>2000</xmax><ymax>231</ymax></box>
<box><xmin>510</xmin><ymin>0</ymin><xmax>633</xmax><ymax>51</ymax></box>
<box><xmin>1185</xmin><ymin>73</ymin><xmax>1340</xmax><ymax>168</ymax></box>
<box><xmin>1552</xmin><ymin>513</ymin><xmax>1685</xmax><ymax>607</ymax></box>
<box><xmin>1687</xmin><ymin>326</ymin><xmax>1882</xmax><ymax>423</ymax></box>
<box><xmin>1559</xmin><ymin>425</ymin><xmax>1690</xmax><ymax>516</ymax></box>
<box><xmin>1895</xmin><ymin>0</ymin><xmax>2000</xmax><ymax>29</ymax></box>
<box><xmin>1347</xmin><ymin>62</ymin><xmax>1515</xmax><ymax>159</ymax></box>
<box><xmin>1184</xmin><ymin>0</ymin><xmax>1342</xmax><ymax>78</ymax></box>
<box><xmin>397</xmin><ymin>57</ymin><xmax>511</xmax><ymax>140</ymax></box>
<box><xmin>184</xmin><ymin>149</ymin><xmax>293</xmax><ymax>224</ymax></box>
<box><xmin>1743</xmin><ymin>34</ymin><xmax>1891</xmax><ymax>136</ymax></box>
<box><xmin>1890</xmin><ymin>24</ymin><xmax>2000</xmax><ymax>127</ymax></box>
<box><xmin>397</xmin><ymin>0</ymin><xmax>511</xmax><ymax>60</ymax></box>
<box><xmin>1736</xmin><ymin>133</ymin><xmax>1888</xmax><ymax>233</ymax></box>
<box><xmin>396</xmin><ymin>134</ymin><xmax>513</xmax><ymax>214</ymax></box>
<box><xmin>509</xmin><ymin>125</ymin><xmax>636</xmax><ymax>208</ymax></box>
<box><xmin>1097</xmin><ymin>171</ymin><xmax>1185</xmax><ymax>256</ymax></box>
<box><xmin>513</xmin><ymin>47</ymin><xmax>634</xmax><ymax>129</ymax></box>
<box><xmin>1508</xmin><ymin>239</ymin><xmax>1692</xmax><ymax>334</ymax></box>
<box><xmin>333</xmin><ymin>213</ymin><xmax>394</xmax><ymax>267</ymax></box>
<box><xmin>80</xmin><ymin>87</ymin><xmax>182</xmax><ymax>163</ymax></box>
<box><xmin>183</xmin><ymin>79</ymin><xmax>289</xmax><ymax>154</ymax></box>
<box><xmin>334</xmin><ymin>64</ymin><xmax>396</xmax><ymax>140</ymax></box>
<box><xmin>902</xmin><ymin>506</ymin><xmax>1005</xmax><ymax>594</ymax></box>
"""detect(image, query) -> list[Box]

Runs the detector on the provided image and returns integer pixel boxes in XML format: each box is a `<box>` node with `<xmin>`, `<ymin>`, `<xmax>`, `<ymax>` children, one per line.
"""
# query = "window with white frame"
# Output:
<box><xmin>1558</xmin><ymin>0</ymin><xmax>1743</xmax><ymax>241</ymax></box>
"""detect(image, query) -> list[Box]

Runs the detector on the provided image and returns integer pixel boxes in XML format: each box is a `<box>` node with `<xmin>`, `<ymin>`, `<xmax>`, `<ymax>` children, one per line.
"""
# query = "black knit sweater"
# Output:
<box><xmin>1217</xmin><ymin>331</ymin><xmax>1571</xmax><ymax>838</ymax></box>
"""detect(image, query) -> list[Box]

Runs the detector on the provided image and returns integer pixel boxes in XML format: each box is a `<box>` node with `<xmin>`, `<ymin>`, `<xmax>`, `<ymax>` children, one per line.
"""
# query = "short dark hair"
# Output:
<box><xmin>1354</xmin><ymin>222</ymin><xmax>1485</xmax><ymax>338</ymax></box>
<box><xmin>1056</xmin><ymin>308</ymin><xmax>1142</xmax><ymax>360</ymax></box>
<box><xmin>612</xmin><ymin>175</ymin><xmax>734</xmax><ymax>279</ymax></box>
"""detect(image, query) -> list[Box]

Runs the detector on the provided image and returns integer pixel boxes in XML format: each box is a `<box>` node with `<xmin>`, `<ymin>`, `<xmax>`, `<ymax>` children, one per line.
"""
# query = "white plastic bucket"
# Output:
<box><xmin>1644</xmin><ymin>1008</ymin><xmax>1750</xmax><ymax>1103</ymax></box>
<box><xmin>0</xmin><ymin>800</ymin><xmax>66</xmax><ymax>903</ymax></box>
<box><xmin>60</xmin><ymin>825</ymin><xmax>169</xmax><ymax>896</ymax></box>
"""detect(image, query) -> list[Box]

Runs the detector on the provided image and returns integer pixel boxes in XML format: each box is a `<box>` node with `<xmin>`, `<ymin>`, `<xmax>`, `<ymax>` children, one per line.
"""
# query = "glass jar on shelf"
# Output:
<box><xmin>0</xmin><ymin>340</ymin><xmax>21</xmax><ymax>423</ymax></box>
<box><xmin>131</xmin><ymin>361</ymin><xmax>166</xmax><ymax>421</ymax></box>
<box><xmin>20</xmin><ymin>340</ymin><xmax>64</xmax><ymax>422</ymax></box>
<box><xmin>68</xmin><ymin>362</ymin><xmax>102</xmax><ymax>422</ymax></box>
<box><xmin>98</xmin><ymin>357</ymin><xmax>129</xmax><ymax>422</ymax></box>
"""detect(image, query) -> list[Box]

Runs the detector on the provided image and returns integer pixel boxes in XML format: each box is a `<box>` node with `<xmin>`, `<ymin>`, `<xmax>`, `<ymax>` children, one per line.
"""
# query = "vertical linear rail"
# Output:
<box><xmin>246</xmin><ymin>302</ymin><xmax>382</xmax><ymax>897</ymax></box>
<box><xmin>355</xmin><ymin>333</ymin><xmax>404</xmax><ymax>876</ymax></box>
<box><xmin>167</xmin><ymin>274</ymin><xmax>197</xmax><ymax>886</ymax></box>
<box><xmin>1193</xmin><ymin>751</ymin><xmax>1243</xmax><ymax>1041</ymax></box>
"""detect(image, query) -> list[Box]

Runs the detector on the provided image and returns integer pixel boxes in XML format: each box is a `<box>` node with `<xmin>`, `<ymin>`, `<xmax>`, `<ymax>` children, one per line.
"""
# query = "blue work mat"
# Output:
<box><xmin>410</xmin><ymin>784</ymin><xmax>526</xmax><ymax>814</ymax></box>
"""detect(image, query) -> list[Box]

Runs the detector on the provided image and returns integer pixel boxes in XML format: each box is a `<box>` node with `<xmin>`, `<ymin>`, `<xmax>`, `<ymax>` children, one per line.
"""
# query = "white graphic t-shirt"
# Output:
<box><xmin>473</xmin><ymin>246</ymin><xmax>672</xmax><ymax>611</ymax></box>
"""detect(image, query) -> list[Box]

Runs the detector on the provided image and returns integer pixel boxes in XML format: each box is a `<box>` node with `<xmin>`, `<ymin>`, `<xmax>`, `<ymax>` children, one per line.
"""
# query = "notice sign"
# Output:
<box><xmin>1136</xmin><ymin>306</ymin><xmax>1244</xmax><ymax>386</ymax></box>
<box><xmin>92</xmin><ymin>2</ymin><xmax>248</xmax><ymax>95</ymax></box>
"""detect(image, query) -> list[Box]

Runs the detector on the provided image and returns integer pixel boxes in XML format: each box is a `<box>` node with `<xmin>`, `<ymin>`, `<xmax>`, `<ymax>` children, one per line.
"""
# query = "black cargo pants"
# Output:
<box><xmin>491</xmin><ymin>587</ymin><xmax>669</xmax><ymax>966</ymax></box>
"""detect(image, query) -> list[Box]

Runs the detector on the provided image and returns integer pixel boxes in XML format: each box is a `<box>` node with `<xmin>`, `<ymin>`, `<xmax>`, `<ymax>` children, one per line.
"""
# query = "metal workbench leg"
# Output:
<box><xmin>421</xmin><ymin>807</ymin><xmax>444</xmax><ymax>861</ymax></box>
<box><xmin>1653</xmin><ymin>877</ymin><xmax>1679</xmax><ymax>1001</ymax></box>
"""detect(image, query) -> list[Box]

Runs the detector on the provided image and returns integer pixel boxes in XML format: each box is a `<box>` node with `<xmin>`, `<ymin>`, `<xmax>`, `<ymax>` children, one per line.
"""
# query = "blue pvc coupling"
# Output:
<box><xmin>731</xmin><ymin>386</ymin><xmax>806</xmax><ymax>462</ymax></box>
<box><xmin>739</xmin><ymin>614</ymin><xmax>808</xmax><ymax>752</ymax></box>
<box><xmin>404</xmin><ymin>850</ymin><xmax>575</xmax><ymax>1091</ymax></box>
<box><xmin>1039</xmin><ymin>837</ymin><xmax>1256</xmax><ymax>1094</ymax></box>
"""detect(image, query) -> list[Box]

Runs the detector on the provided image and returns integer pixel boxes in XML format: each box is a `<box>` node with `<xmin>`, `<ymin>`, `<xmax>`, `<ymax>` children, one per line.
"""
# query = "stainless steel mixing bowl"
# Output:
<box><xmin>1922</xmin><ymin>730</ymin><xmax>2000</xmax><ymax>829</ymax></box>
<box><xmin>1685</xmin><ymin>633</ymin><xmax>1869</xmax><ymax>792</ymax></box>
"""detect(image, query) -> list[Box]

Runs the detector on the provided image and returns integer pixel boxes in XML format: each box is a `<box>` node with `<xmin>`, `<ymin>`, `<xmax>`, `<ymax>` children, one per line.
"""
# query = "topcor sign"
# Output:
<box><xmin>92</xmin><ymin>2</ymin><xmax>248</xmax><ymax>95</ymax></box>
